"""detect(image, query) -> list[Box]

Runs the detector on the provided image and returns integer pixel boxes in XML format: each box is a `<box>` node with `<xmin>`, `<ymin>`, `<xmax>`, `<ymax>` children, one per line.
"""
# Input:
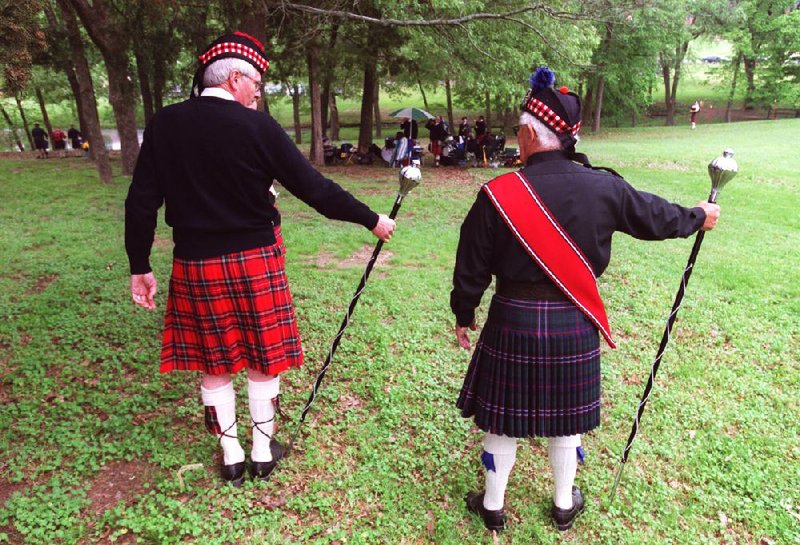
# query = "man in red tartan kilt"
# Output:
<box><xmin>125</xmin><ymin>32</ymin><xmax>395</xmax><ymax>487</ymax></box>
<box><xmin>450</xmin><ymin>67</ymin><xmax>720</xmax><ymax>532</ymax></box>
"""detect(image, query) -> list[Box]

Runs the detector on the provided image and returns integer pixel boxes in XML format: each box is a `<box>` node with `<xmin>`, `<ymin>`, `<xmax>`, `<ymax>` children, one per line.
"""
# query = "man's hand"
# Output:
<box><xmin>131</xmin><ymin>272</ymin><xmax>158</xmax><ymax>309</ymax></box>
<box><xmin>371</xmin><ymin>214</ymin><xmax>396</xmax><ymax>242</ymax></box>
<box><xmin>697</xmin><ymin>201</ymin><xmax>721</xmax><ymax>231</ymax></box>
<box><xmin>455</xmin><ymin>320</ymin><xmax>478</xmax><ymax>350</ymax></box>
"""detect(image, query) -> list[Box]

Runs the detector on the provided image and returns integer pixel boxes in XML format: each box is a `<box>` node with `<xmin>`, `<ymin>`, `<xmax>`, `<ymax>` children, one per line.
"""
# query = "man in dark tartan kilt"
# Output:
<box><xmin>125</xmin><ymin>32</ymin><xmax>395</xmax><ymax>487</ymax></box>
<box><xmin>451</xmin><ymin>67</ymin><xmax>720</xmax><ymax>532</ymax></box>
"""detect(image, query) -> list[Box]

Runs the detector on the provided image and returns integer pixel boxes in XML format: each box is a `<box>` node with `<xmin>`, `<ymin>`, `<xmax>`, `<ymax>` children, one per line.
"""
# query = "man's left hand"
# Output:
<box><xmin>455</xmin><ymin>321</ymin><xmax>478</xmax><ymax>350</ymax></box>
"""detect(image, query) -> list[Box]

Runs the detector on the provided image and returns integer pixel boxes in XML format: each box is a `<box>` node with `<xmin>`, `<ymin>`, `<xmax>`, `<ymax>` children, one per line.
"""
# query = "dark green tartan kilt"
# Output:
<box><xmin>457</xmin><ymin>294</ymin><xmax>602</xmax><ymax>438</ymax></box>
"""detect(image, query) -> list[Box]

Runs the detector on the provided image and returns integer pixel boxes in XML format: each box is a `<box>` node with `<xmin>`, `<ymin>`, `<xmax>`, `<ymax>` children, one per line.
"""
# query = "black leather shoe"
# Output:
<box><xmin>552</xmin><ymin>486</ymin><xmax>585</xmax><ymax>531</ymax></box>
<box><xmin>250</xmin><ymin>440</ymin><xmax>287</xmax><ymax>481</ymax></box>
<box><xmin>465</xmin><ymin>491</ymin><xmax>506</xmax><ymax>531</ymax></box>
<box><xmin>220</xmin><ymin>461</ymin><xmax>246</xmax><ymax>487</ymax></box>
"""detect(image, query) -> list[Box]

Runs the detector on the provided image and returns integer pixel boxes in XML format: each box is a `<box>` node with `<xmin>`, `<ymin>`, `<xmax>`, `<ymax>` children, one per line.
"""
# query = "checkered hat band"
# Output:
<box><xmin>525</xmin><ymin>97</ymin><xmax>571</xmax><ymax>133</ymax></box>
<box><xmin>199</xmin><ymin>43</ymin><xmax>269</xmax><ymax>72</ymax></box>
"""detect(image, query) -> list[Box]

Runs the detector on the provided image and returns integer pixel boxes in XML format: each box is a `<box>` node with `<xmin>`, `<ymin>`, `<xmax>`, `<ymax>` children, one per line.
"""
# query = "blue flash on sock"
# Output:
<box><xmin>481</xmin><ymin>451</ymin><xmax>496</xmax><ymax>472</ymax></box>
<box><xmin>577</xmin><ymin>446</ymin><xmax>585</xmax><ymax>465</ymax></box>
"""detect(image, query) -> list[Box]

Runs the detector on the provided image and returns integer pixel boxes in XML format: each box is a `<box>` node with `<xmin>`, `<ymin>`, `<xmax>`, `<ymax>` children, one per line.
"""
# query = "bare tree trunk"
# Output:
<box><xmin>725</xmin><ymin>52</ymin><xmax>742</xmax><ymax>123</ymax></box>
<box><xmin>445</xmin><ymin>78</ymin><xmax>454</xmax><ymax>131</ymax></box>
<box><xmin>133</xmin><ymin>45</ymin><xmax>154</xmax><ymax>125</ymax></box>
<box><xmin>582</xmin><ymin>81</ymin><xmax>594</xmax><ymax>128</ymax></box>
<box><xmin>321</xmin><ymin>80</ymin><xmax>330</xmax><ymax>136</ymax></box>
<box><xmin>416</xmin><ymin>71</ymin><xmax>429</xmax><ymax>110</ymax></box>
<box><xmin>502</xmin><ymin>100</ymin><xmax>514</xmax><ymax>136</ymax></box>
<box><xmin>58</xmin><ymin>0</ymin><xmax>113</xmax><ymax>183</ymax></box>
<box><xmin>14</xmin><ymin>95</ymin><xmax>34</xmax><ymax>151</ymax></box>
<box><xmin>329</xmin><ymin>92</ymin><xmax>340</xmax><ymax>141</ymax></box>
<box><xmin>357</xmin><ymin>61</ymin><xmax>376</xmax><ymax>155</ymax></box>
<box><xmin>239</xmin><ymin>8</ymin><xmax>269</xmax><ymax>114</ymax></box>
<box><xmin>64</xmin><ymin>68</ymin><xmax>87</xmax><ymax>136</ymax></box>
<box><xmin>373</xmin><ymin>78</ymin><xmax>382</xmax><ymax>138</ymax></box>
<box><xmin>292</xmin><ymin>84</ymin><xmax>302</xmax><ymax>144</ymax></box>
<box><xmin>69</xmin><ymin>0</ymin><xmax>140</xmax><ymax>175</ymax></box>
<box><xmin>0</xmin><ymin>104</ymin><xmax>25</xmax><ymax>151</ymax></box>
<box><xmin>35</xmin><ymin>87</ymin><xmax>54</xmax><ymax>136</ymax></box>
<box><xmin>484</xmin><ymin>91</ymin><xmax>491</xmax><ymax>131</ymax></box>
<box><xmin>592</xmin><ymin>75</ymin><xmax>605</xmax><ymax>132</ymax></box>
<box><xmin>153</xmin><ymin>50</ymin><xmax>165</xmax><ymax>111</ymax></box>
<box><xmin>743</xmin><ymin>56</ymin><xmax>756</xmax><ymax>110</ymax></box>
<box><xmin>307</xmin><ymin>44</ymin><xmax>323</xmax><ymax>165</ymax></box>
<box><xmin>662</xmin><ymin>41</ymin><xmax>689</xmax><ymax>126</ymax></box>
<box><xmin>661</xmin><ymin>58</ymin><xmax>674</xmax><ymax>126</ymax></box>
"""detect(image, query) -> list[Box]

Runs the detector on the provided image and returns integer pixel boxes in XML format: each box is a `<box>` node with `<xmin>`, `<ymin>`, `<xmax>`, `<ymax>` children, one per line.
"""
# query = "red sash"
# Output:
<box><xmin>483</xmin><ymin>171</ymin><xmax>615</xmax><ymax>348</ymax></box>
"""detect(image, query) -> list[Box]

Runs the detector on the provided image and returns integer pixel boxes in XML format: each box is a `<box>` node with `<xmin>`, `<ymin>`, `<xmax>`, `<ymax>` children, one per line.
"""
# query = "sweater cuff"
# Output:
<box><xmin>692</xmin><ymin>207</ymin><xmax>706</xmax><ymax>233</ymax></box>
<box><xmin>455</xmin><ymin>310</ymin><xmax>475</xmax><ymax>328</ymax></box>
<box><xmin>364</xmin><ymin>211</ymin><xmax>380</xmax><ymax>230</ymax></box>
<box><xmin>129</xmin><ymin>256</ymin><xmax>152</xmax><ymax>275</ymax></box>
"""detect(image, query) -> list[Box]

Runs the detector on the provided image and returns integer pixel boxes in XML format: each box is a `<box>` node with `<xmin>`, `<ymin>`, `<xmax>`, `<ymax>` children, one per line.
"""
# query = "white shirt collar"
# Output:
<box><xmin>201</xmin><ymin>87</ymin><xmax>236</xmax><ymax>101</ymax></box>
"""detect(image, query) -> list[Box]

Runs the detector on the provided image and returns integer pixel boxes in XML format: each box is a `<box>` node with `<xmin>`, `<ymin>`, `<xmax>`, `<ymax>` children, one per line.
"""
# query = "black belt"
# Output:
<box><xmin>495</xmin><ymin>278</ymin><xmax>568</xmax><ymax>301</ymax></box>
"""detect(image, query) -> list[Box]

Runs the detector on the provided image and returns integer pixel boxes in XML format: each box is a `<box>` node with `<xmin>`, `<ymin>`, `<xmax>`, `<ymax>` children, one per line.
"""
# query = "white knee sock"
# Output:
<box><xmin>201</xmin><ymin>382</ymin><xmax>245</xmax><ymax>466</ymax></box>
<box><xmin>548</xmin><ymin>434</ymin><xmax>581</xmax><ymax>509</ymax></box>
<box><xmin>482</xmin><ymin>433</ymin><xmax>518</xmax><ymax>511</ymax></box>
<box><xmin>248</xmin><ymin>376</ymin><xmax>280</xmax><ymax>463</ymax></box>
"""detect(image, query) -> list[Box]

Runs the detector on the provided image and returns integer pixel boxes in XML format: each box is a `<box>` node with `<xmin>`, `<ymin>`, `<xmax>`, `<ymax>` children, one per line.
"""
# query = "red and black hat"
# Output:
<box><xmin>521</xmin><ymin>67</ymin><xmax>581</xmax><ymax>150</ymax></box>
<box><xmin>191</xmin><ymin>32</ymin><xmax>269</xmax><ymax>97</ymax></box>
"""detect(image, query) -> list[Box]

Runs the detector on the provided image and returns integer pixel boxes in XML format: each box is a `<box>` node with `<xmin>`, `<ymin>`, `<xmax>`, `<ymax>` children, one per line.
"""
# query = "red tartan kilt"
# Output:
<box><xmin>431</xmin><ymin>140</ymin><xmax>443</xmax><ymax>156</ymax></box>
<box><xmin>160</xmin><ymin>227</ymin><xmax>303</xmax><ymax>375</ymax></box>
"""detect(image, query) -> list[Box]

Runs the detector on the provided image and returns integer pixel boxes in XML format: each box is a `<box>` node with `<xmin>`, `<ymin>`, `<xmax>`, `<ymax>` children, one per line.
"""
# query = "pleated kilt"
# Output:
<box><xmin>457</xmin><ymin>294</ymin><xmax>601</xmax><ymax>438</ymax></box>
<box><xmin>160</xmin><ymin>227</ymin><xmax>303</xmax><ymax>376</ymax></box>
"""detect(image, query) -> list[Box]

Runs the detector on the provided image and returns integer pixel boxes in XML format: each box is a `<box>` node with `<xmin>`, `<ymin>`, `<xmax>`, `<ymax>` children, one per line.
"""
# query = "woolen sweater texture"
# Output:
<box><xmin>125</xmin><ymin>97</ymin><xmax>379</xmax><ymax>274</ymax></box>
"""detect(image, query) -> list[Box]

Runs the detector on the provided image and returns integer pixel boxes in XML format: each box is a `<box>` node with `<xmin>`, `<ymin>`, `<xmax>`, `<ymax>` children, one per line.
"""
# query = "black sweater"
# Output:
<box><xmin>125</xmin><ymin>96</ymin><xmax>379</xmax><ymax>274</ymax></box>
<box><xmin>450</xmin><ymin>151</ymin><xmax>706</xmax><ymax>327</ymax></box>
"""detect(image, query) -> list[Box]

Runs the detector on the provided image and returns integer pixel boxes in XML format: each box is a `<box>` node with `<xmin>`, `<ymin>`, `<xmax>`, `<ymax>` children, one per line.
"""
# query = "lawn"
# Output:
<box><xmin>0</xmin><ymin>119</ymin><xmax>798</xmax><ymax>544</ymax></box>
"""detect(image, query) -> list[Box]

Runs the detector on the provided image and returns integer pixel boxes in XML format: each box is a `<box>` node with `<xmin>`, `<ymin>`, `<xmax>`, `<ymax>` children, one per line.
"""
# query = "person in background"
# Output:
<box><xmin>425</xmin><ymin>115</ymin><xmax>449</xmax><ymax>167</ymax></box>
<box><xmin>458</xmin><ymin>116</ymin><xmax>471</xmax><ymax>143</ymax></box>
<box><xmin>125</xmin><ymin>32</ymin><xmax>395</xmax><ymax>487</ymax></box>
<box><xmin>32</xmin><ymin>123</ymin><xmax>49</xmax><ymax>159</ymax></box>
<box><xmin>67</xmin><ymin>126</ymin><xmax>83</xmax><ymax>150</ymax></box>
<box><xmin>690</xmin><ymin>100</ymin><xmax>701</xmax><ymax>129</ymax></box>
<box><xmin>451</xmin><ymin>67</ymin><xmax>720</xmax><ymax>533</ymax></box>
<box><xmin>51</xmin><ymin>127</ymin><xmax>67</xmax><ymax>157</ymax></box>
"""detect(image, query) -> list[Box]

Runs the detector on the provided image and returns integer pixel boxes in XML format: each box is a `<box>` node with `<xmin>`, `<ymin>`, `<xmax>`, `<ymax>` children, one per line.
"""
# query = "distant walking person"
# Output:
<box><xmin>451</xmin><ymin>67</ymin><xmax>720</xmax><ymax>533</ymax></box>
<box><xmin>125</xmin><ymin>32</ymin><xmax>395</xmax><ymax>487</ymax></box>
<box><xmin>32</xmin><ymin>123</ymin><xmax>48</xmax><ymax>159</ymax></box>
<box><xmin>690</xmin><ymin>100</ymin><xmax>700</xmax><ymax>129</ymax></box>
<box><xmin>67</xmin><ymin>126</ymin><xmax>83</xmax><ymax>149</ymax></box>
<box><xmin>51</xmin><ymin>128</ymin><xmax>67</xmax><ymax>157</ymax></box>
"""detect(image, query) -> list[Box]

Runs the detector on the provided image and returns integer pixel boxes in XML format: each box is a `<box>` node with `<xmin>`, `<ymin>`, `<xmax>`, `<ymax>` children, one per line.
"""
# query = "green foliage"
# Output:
<box><xmin>0</xmin><ymin>119</ymin><xmax>798</xmax><ymax>543</ymax></box>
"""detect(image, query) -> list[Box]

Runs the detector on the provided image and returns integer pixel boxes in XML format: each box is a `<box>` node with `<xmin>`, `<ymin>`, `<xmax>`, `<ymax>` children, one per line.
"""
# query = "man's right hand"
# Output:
<box><xmin>372</xmin><ymin>214</ymin><xmax>396</xmax><ymax>242</ymax></box>
<box><xmin>697</xmin><ymin>201</ymin><xmax>721</xmax><ymax>231</ymax></box>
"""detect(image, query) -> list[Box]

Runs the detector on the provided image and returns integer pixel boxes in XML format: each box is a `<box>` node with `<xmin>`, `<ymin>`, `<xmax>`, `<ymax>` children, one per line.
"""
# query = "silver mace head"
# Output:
<box><xmin>398</xmin><ymin>162</ymin><xmax>422</xmax><ymax>198</ymax></box>
<box><xmin>707</xmin><ymin>148</ymin><xmax>738</xmax><ymax>203</ymax></box>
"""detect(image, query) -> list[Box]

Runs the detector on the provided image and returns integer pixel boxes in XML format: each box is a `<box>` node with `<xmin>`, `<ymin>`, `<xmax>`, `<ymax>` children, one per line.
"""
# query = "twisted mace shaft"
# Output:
<box><xmin>608</xmin><ymin>180</ymin><xmax>727</xmax><ymax>505</ymax></box>
<box><xmin>285</xmin><ymin>192</ymin><xmax>406</xmax><ymax>455</ymax></box>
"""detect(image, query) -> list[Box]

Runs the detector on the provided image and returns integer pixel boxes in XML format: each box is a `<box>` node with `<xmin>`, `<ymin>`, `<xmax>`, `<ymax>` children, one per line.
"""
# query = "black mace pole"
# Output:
<box><xmin>608</xmin><ymin>150</ymin><xmax>738</xmax><ymax>504</ymax></box>
<box><xmin>284</xmin><ymin>165</ymin><xmax>422</xmax><ymax>456</ymax></box>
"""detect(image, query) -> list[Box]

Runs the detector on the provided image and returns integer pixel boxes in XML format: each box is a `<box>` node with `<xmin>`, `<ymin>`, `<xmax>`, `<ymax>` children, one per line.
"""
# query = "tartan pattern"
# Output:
<box><xmin>457</xmin><ymin>294</ymin><xmax>601</xmax><ymax>438</ymax></box>
<box><xmin>160</xmin><ymin>227</ymin><xmax>303</xmax><ymax>376</ymax></box>
<box><xmin>199</xmin><ymin>42</ymin><xmax>269</xmax><ymax>72</ymax></box>
<box><xmin>522</xmin><ymin>94</ymin><xmax>581</xmax><ymax>136</ymax></box>
<box><xmin>204</xmin><ymin>405</ymin><xmax>222</xmax><ymax>436</ymax></box>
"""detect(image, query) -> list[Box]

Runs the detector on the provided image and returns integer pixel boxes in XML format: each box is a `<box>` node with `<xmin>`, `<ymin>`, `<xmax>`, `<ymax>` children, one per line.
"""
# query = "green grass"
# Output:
<box><xmin>0</xmin><ymin>119</ymin><xmax>798</xmax><ymax>544</ymax></box>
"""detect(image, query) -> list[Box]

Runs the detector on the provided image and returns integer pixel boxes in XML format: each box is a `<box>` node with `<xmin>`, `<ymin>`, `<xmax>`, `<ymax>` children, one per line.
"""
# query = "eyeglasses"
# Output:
<box><xmin>239</xmin><ymin>73</ymin><xmax>263</xmax><ymax>91</ymax></box>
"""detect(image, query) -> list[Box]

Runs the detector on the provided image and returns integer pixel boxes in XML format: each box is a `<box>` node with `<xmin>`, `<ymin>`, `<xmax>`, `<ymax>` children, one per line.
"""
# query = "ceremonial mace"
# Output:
<box><xmin>608</xmin><ymin>150</ymin><xmax>738</xmax><ymax>504</ymax></box>
<box><xmin>284</xmin><ymin>164</ymin><xmax>422</xmax><ymax>455</ymax></box>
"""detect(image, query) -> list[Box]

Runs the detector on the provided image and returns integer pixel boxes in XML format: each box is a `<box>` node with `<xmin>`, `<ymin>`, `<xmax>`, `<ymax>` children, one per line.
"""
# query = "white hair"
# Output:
<box><xmin>519</xmin><ymin>111</ymin><xmax>563</xmax><ymax>151</ymax></box>
<box><xmin>203</xmin><ymin>58</ymin><xmax>259</xmax><ymax>87</ymax></box>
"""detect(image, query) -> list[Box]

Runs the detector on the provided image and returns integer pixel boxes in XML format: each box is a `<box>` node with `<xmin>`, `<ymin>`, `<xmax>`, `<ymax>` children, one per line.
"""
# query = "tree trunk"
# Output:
<box><xmin>0</xmin><ymin>104</ymin><xmax>25</xmax><ymax>151</ymax></box>
<box><xmin>153</xmin><ymin>49</ymin><xmax>166</xmax><ymax>111</ymax></box>
<box><xmin>239</xmin><ymin>9</ymin><xmax>269</xmax><ymax>114</ymax></box>
<box><xmin>373</xmin><ymin>78</ymin><xmax>382</xmax><ymax>138</ymax></box>
<box><xmin>743</xmin><ymin>56</ymin><xmax>756</xmax><ymax>110</ymax></box>
<box><xmin>725</xmin><ymin>52</ymin><xmax>742</xmax><ymax>123</ymax></box>
<box><xmin>64</xmin><ymin>68</ymin><xmax>87</xmax><ymax>137</ymax></box>
<box><xmin>484</xmin><ymin>91</ymin><xmax>492</xmax><ymax>131</ymax></box>
<box><xmin>592</xmin><ymin>75</ymin><xmax>605</xmax><ymax>133</ymax></box>
<box><xmin>68</xmin><ymin>0</ymin><xmax>140</xmax><ymax>175</ymax></box>
<box><xmin>357</xmin><ymin>61</ymin><xmax>376</xmax><ymax>154</ymax></box>
<box><xmin>14</xmin><ymin>95</ymin><xmax>34</xmax><ymax>151</ymax></box>
<box><xmin>133</xmin><ymin>45</ymin><xmax>154</xmax><ymax>125</ymax></box>
<box><xmin>416</xmin><ymin>72</ymin><xmax>429</xmax><ymax>110</ymax></box>
<box><xmin>663</xmin><ymin>42</ymin><xmax>689</xmax><ymax>126</ymax></box>
<box><xmin>307</xmin><ymin>44</ymin><xmax>323</xmax><ymax>165</ymax></box>
<box><xmin>321</xmin><ymin>79</ymin><xmax>330</xmax><ymax>136</ymax></box>
<box><xmin>58</xmin><ymin>0</ymin><xmax>113</xmax><ymax>183</ymax></box>
<box><xmin>35</xmin><ymin>87</ymin><xmax>54</xmax><ymax>136</ymax></box>
<box><xmin>292</xmin><ymin>84</ymin><xmax>302</xmax><ymax>144</ymax></box>
<box><xmin>330</xmin><ymin>92</ymin><xmax>340</xmax><ymax>141</ymax></box>
<box><xmin>445</xmin><ymin>78</ymin><xmax>454</xmax><ymax>131</ymax></box>
<box><xmin>502</xmin><ymin>100</ymin><xmax>514</xmax><ymax>136</ymax></box>
<box><xmin>582</xmin><ymin>81</ymin><xmax>594</xmax><ymax>128</ymax></box>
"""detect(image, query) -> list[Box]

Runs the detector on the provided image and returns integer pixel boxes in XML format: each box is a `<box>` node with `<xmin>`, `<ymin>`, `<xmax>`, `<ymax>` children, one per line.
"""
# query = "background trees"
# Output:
<box><xmin>0</xmin><ymin>0</ymin><xmax>797</xmax><ymax>181</ymax></box>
